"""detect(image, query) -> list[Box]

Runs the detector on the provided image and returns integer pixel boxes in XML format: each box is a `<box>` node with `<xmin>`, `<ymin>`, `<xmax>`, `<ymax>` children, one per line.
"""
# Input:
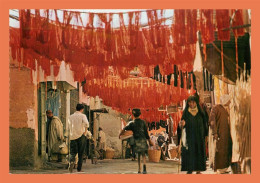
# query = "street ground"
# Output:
<box><xmin>10</xmin><ymin>158</ymin><xmax>217</xmax><ymax>174</ymax></box>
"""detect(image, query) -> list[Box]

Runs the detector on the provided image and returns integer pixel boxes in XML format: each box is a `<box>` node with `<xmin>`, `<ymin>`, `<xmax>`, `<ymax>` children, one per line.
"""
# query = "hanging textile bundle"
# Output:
<box><xmin>216</xmin><ymin>9</ymin><xmax>230</xmax><ymax>41</ymax></box>
<box><xmin>173</xmin><ymin>9</ymin><xmax>185</xmax><ymax>46</ymax></box>
<box><xmin>185</xmin><ymin>9</ymin><xmax>198</xmax><ymax>44</ymax></box>
<box><xmin>232</xmin><ymin>9</ymin><xmax>245</xmax><ymax>37</ymax></box>
<box><xmin>9</xmin><ymin>28</ymin><xmax>21</xmax><ymax>63</ymax></box>
<box><xmin>11</xmin><ymin>9</ymin><xmax>225</xmax><ymax>83</ymax></box>
<box><xmin>199</xmin><ymin>9</ymin><xmax>215</xmax><ymax>44</ymax></box>
<box><xmin>83</xmin><ymin>76</ymin><xmax>193</xmax><ymax>114</ymax></box>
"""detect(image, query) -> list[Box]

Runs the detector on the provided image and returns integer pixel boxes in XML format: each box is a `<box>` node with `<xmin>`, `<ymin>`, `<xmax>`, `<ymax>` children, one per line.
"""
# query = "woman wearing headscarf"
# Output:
<box><xmin>179</xmin><ymin>95</ymin><xmax>208</xmax><ymax>174</ymax></box>
<box><xmin>119</xmin><ymin>108</ymin><xmax>152</xmax><ymax>174</ymax></box>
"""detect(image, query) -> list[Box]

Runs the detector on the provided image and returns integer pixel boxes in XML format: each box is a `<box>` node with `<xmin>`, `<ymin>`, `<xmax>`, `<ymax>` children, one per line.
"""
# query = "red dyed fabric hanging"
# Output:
<box><xmin>170</xmin><ymin>9</ymin><xmax>197</xmax><ymax>72</ymax></box>
<box><xmin>128</xmin><ymin>12</ymin><xmax>140</xmax><ymax>51</ymax></box>
<box><xmin>84</xmin><ymin>13</ymin><xmax>95</xmax><ymax>50</ymax></box>
<box><xmin>98</xmin><ymin>13</ymin><xmax>113</xmax><ymax>53</ymax></box>
<box><xmin>232</xmin><ymin>9</ymin><xmax>245</xmax><ymax>37</ymax></box>
<box><xmin>20</xmin><ymin>9</ymin><xmax>31</xmax><ymax>40</ymax></box>
<box><xmin>200</xmin><ymin>9</ymin><xmax>215</xmax><ymax>44</ymax></box>
<box><xmin>146</xmin><ymin>10</ymin><xmax>168</xmax><ymax>49</ymax></box>
<box><xmin>83</xmin><ymin>76</ymin><xmax>191</xmax><ymax>112</ymax></box>
<box><xmin>216</xmin><ymin>10</ymin><xmax>230</xmax><ymax>41</ymax></box>
<box><xmin>173</xmin><ymin>9</ymin><xmax>186</xmax><ymax>46</ymax></box>
<box><xmin>84</xmin><ymin>76</ymin><xmax>191</xmax><ymax>121</ymax></box>
<box><xmin>11</xmin><ymin>9</ymin><xmax>203</xmax><ymax>123</ymax></box>
<box><xmin>39</xmin><ymin>57</ymin><xmax>51</xmax><ymax>77</ymax></box>
<box><xmin>185</xmin><ymin>9</ymin><xmax>198</xmax><ymax>44</ymax></box>
<box><xmin>171</xmin><ymin>110</ymin><xmax>183</xmax><ymax>133</ymax></box>
<box><xmin>9</xmin><ymin>27</ymin><xmax>21</xmax><ymax>63</ymax></box>
<box><xmin>15</xmin><ymin>9</ymin><xmax>199</xmax><ymax>82</ymax></box>
<box><xmin>52</xmin><ymin>59</ymin><xmax>61</xmax><ymax>77</ymax></box>
<box><xmin>172</xmin><ymin>9</ymin><xmax>197</xmax><ymax>45</ymax></box>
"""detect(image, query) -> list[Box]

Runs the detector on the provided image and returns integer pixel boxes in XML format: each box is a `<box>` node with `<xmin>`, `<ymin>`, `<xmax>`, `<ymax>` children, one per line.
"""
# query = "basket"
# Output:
<box><xmin>105</xmin><ymin>149</ymin><xmax>115</xmax><ymax>159</ymax></box>
<box><xmin>169</xmin><ymin>147</ymin><xmax>178</xmax><ymax>159</ymax></box>
<box><xmin>148</xmin><ymin>149</ymin><xmax>161</xmax><ymax>163</ymax></box>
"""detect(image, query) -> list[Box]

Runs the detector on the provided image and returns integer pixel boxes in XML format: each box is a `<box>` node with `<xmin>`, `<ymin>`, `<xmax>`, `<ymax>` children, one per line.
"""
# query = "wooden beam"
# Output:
<box><xmin>221</xmin><ymin>24</ymin><xmax>251</xmax><ymax>31</ymax></box>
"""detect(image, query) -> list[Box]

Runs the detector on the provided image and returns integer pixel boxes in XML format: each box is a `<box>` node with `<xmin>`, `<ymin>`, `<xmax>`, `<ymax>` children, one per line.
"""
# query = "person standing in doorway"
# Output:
<box><xmin>179</xmin><ymin>96</ymin><xmax>208</xmax><ymax>174</ymax></box>
<box><xmin>97</xmin><ymin>127</ymin><xmax>106</xmax><ymax>160</ymax></box>
<box><xmin>46</xmin><ymin>110</ymin><xmax>64</xmax><ymax>162</ymax></box>
<box><xmin>119</xmin><ymin>109</ymin><xmax>152</xmax><ymax>174</ymax></box>
<box><xmin>68</xmin><ymin>104</ymin><xmax>89</xmax><ymax>173</ymax></box>
<box><xmin>209</xmin><ymin>94</ymin><xmax>232</xmax><ymax>174</ymax></box>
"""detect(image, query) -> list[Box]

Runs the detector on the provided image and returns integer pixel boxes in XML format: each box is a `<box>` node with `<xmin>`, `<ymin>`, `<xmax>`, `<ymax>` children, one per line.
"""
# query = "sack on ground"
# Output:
<box><xmin>52</xmin><ymin>141</ymin><xmax>68</xmax><ymax>155</ymax></box>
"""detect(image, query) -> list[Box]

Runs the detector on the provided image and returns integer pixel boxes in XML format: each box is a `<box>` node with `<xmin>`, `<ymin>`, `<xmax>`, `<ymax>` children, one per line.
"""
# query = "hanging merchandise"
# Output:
<box><xmin>205</xmin><ymin>69</ymin><xmax>209</xmax><ymax>91</ymax></box>
<box><xmin>147</xmin><ymin>123</ymin><xmax>151</xmax><ymax>131</ymax></box>
<box><xmin>201</xmin><ymin>12</ymin><xmax>250</xmax><ymax>86</ymax></box>
<box><xmin>173</xmin><ymin>9</ymin><xmax>186</xmax><ymax>46</ymax></box>
<box><xmin>216</xmin><ymin>10</ymin><xmax>230</xmax><ymax>41</ymax></box>
<box><xmin>169</xmin><ymin>110</ymin><xmax>183</xmax><ymax>134</ymax></box>
<box><xmin>230</xmin><ymin>72</ymin><xmax>251</xmax><ymax>164</ymax></box>
<box><xmin>232</xmin><ymin>9</ymin><xmax>245</xmax><ymax>38</ymax></box>
<box><xmin>202</xmin><ymin>68</ymin><xmax>214</xmax><ymax>92</ymax></box>
<box><xmin>84</xmin><ymin>76</ymin><xmax>193</xmax><ymax>110</ymax></box>
<box><xmin>83</xmin><ymin>75</ymin><xmax>194</xmax><ymax>122</ymax></box>
<box><xmin>156</xmin><ymin>122</ymin><xmax>160</xmax><ymax>130</ymax></box>
<box><xmin>11</xmin><ymin>9</ymin><xmax>248</xmax><ymax>83</ymax></box>
<box><xmin>214</xmin><ymin>76</ymin><xmax>221</xmax><ymax>104</ymax></box>
<box><xmin>199</xmin><ymin>9</ymin><xmax>215</xmax><ymax>62</ymax></box>
<box><xmin>160</xmin><ymin>120</ymin><xmax>166</xmax><ymax>128</ymax></box>
<box><xmin>151</xmin><ymin>122</ymin><xmax>156</xmax><ymax>130</ymax></box>
<box><xmin>173</xmin><ymin>9</ymin><xmax>197</xmax><ymax>46</ymax></box>
<box><xmin>185</xmin><ymin>9</ymin><xmax>198</xmax><ymax>44</ymax></box>
<box><xmin>209</xmin><ymin>73</ymin><xmax>213</xmax><ymax>91</ymax></box>
<box><xmin>12</xmin><ymin>9</ymin><xmax>206</xmax><ymax>83</ymax></box>
<box><xmin>199</xmin><ymin>9</ymin><xmax>215</xmax><ymax>44</ymax></box>
<box><xmin>203</xmin><ymin>67</ymin><xmax>206</xmax><ymax>91</ymax></box>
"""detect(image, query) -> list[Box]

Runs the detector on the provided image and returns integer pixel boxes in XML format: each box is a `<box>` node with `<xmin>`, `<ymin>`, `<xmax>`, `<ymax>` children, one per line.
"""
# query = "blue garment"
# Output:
<box><xmin>46</xmin><ymin>91</ymin><xmax>61</xmax><ymax>117</ymax></box>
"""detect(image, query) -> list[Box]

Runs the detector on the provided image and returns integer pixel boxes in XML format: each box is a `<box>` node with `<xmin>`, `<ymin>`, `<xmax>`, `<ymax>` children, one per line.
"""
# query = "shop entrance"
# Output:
<box><xmin>37</xmin><ymin>81</ymin><xmax>76</xmax><ymax>160</ymax></box>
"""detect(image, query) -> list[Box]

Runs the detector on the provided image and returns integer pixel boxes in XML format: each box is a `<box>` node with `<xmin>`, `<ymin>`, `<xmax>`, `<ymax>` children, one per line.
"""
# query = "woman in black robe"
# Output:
<box><xmin>179</xmin><ymin>96</ymin><xmax>208</xmax><ymax>174</ymax></box>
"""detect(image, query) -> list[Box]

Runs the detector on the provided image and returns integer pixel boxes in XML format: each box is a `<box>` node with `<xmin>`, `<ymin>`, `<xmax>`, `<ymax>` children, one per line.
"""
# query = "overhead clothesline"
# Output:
<box><xmin>9</xmin><ymin>9</ymin><xmax>175</xmax><ymax>29</ymax></box>
<box><xmin>57</xmin><ymin>9</ymin><xmax>154</xmax><ymax>14</ymax></box>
